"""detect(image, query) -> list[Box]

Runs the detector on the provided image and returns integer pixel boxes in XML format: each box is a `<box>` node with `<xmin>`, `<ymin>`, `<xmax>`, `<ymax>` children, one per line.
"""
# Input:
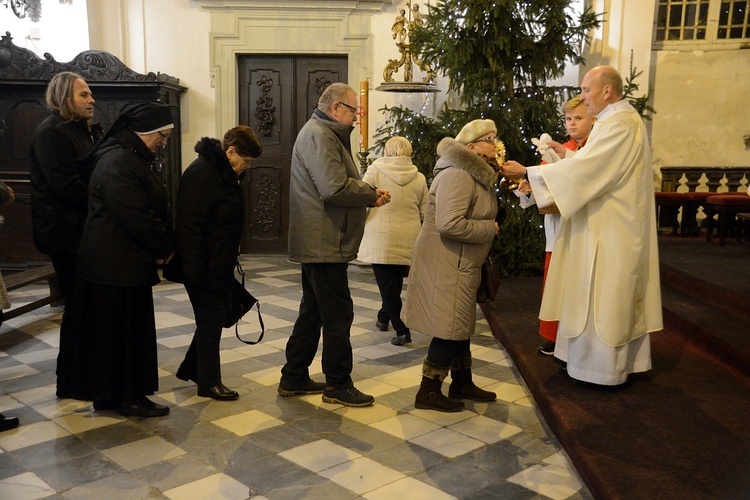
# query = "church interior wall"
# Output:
<box><xmin>3</xmin><ymin>0</ymin><xmax>747</xmax><ymax>180</ymax></box>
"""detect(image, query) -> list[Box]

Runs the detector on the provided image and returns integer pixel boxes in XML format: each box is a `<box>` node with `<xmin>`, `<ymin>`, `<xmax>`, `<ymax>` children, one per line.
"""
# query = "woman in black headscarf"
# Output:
<box><xmin>69</xmin><ymin>102</ymin><xmax>176</xmax><ymax>417</ymax></box>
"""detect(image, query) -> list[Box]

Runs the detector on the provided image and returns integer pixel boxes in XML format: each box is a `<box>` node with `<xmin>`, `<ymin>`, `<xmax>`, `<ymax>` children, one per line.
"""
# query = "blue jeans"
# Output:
<box><xmin>281</xmin><ymin>263</ymin><xmax>354</xmax><ymax>388</ymax></box>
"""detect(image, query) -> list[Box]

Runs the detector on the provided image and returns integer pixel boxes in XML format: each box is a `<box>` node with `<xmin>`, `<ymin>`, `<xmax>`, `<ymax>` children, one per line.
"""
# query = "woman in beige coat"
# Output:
<box><xmin>402</xmin><ymin>119</ymin><xmax>500</xmax><ymax>412</ymax></box>
<box><xmin>359</xmin><ymin>137</ymin><xmax>428</xmax><ymax>345</ymax></box>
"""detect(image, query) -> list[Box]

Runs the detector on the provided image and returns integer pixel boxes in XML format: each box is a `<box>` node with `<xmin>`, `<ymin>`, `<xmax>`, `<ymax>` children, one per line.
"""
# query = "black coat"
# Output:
<box><xmin>77</xmin><ymin>129</ymin><xmax>174</xmax><ymax>287</ymax></box>
<box><xmin>169</xmin><ymin>137</ymin><xmax>243</xmax><ymax>289</ymax></box>
<box><xmin>29</xmin><ymin>113</ymin><xmax>104</xmax><ymax>255</ymax></box>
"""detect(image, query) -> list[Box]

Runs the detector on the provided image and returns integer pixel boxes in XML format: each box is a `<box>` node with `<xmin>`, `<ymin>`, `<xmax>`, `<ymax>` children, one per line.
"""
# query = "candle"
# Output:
<box><xmin>360</xmin><ymin>80</ymin><xmax>369</xmax><ymax>151</ymax></box>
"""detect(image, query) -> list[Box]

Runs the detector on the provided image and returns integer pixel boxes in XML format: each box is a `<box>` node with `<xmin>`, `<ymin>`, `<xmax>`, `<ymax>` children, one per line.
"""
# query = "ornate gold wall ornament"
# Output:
<box><xmin>376</xmin><ymin>1</ymin><xmax>439</xmax><ymax>93</ymax></box>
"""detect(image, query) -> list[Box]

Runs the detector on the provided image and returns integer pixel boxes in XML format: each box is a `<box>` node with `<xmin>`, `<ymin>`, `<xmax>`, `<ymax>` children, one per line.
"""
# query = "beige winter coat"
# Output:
<box><xmin>358</xmin><ymin>156</ymin><xmax>428</xmax><ymax>265</ymax></box>
<box><xmin>402</xmin><ymin>138</ymin><xmax>498</xmax><ymax>341</ymax></box>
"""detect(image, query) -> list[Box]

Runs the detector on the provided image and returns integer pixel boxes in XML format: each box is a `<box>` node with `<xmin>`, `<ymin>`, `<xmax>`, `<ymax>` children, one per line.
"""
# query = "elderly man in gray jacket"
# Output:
<box><xmin>279</xmin><ymin>83</ymin><xmax>390</xmax><ymax>407</ymax></box>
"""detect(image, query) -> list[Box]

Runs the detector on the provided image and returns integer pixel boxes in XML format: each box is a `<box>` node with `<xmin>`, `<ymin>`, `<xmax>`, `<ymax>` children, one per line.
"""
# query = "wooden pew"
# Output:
<box><xmin>2</xmin><ymin>264</ymin><xmax>62</xmax><ymax>321</ymax></box>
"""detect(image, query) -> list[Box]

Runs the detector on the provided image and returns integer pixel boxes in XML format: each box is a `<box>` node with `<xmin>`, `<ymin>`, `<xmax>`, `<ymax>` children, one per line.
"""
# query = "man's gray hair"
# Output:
<box><xmin>318</xmin><ymin>83</ymin><xmax>355</xmax><ymax>113</ymax></box>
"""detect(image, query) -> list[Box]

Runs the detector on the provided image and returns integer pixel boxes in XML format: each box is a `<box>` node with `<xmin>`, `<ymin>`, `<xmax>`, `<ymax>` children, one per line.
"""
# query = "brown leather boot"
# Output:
<box><xmin>448</xmin><ymin>353</ymin><xmax>496</xmax><ymax>402</ymax></box>
<box><xmin>414</xmin><ymin>360</ymin><xmax>464</xmax><ymax>412</ymax></box>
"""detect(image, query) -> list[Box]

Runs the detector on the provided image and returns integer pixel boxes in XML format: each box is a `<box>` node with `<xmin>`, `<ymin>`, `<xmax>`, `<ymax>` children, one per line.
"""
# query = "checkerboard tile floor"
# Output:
<box><xmin>0</xmin><ymin>255</ymin><xmax>591</xmax><ymax>499</ymax></box>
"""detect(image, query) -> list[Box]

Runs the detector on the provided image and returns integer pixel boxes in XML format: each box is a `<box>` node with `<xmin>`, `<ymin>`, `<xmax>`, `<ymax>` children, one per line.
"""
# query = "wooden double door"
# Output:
<box><xmin>237</xmin><ymin>55</ymin><xmax>348</xmax><ymax>254</ymax></box>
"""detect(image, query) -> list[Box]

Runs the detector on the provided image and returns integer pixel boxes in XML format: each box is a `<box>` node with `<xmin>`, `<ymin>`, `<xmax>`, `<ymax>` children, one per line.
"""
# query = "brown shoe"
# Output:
<box><xmin>415</xmin><ymin>376</ymin><xmax>464</xmax><ymax>412</ymax></box>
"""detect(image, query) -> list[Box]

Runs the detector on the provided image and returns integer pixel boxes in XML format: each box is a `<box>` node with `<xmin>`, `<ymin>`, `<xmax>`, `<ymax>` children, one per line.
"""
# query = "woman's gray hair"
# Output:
<box><xmin>45</xmin><ymin>71</ymin><xmax>86</xmax><ymax>121</ymax></box>
<box><xmin>384</xmin><ymin>136</ymin><xmax>412</xmax><ymax>157</ymax></box>
<box><xmin>318</xmin><ymin>82</ymin><xmax>355</xmax><ymax>113</ymax></box>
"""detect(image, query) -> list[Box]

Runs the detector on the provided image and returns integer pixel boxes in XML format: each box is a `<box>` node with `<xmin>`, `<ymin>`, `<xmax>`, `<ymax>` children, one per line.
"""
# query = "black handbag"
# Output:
<box><xmin>225</xmin><ymin>262</ymin><xmax>265</xmax><ymax>345</ymax></box>
<box><xmin>476</xmin><ymin>257</ymin><xmax>500</xmax><ymax>304</ymax></box>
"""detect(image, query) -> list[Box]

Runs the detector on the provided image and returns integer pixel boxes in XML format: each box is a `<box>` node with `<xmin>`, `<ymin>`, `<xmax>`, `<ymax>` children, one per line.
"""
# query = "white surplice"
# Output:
<box><xmin>526</xmin><ymin>100</ymin><xmax>662</xmax><ymax>385</ymax></box>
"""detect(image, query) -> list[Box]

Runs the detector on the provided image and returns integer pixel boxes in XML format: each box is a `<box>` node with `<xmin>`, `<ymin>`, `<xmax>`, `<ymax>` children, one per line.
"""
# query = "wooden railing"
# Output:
<box><xmin>661</xmin><ymin>166</ymin><xmax>749</xmax><ymax>193</ymax></box>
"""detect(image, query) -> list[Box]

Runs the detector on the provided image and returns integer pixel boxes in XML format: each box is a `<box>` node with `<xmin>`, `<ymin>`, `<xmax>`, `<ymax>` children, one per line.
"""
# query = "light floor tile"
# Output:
<box><xmin>448</xmin><ymin>415</ymin><xmax>523</xmax><ymax>444</ymax></box>
<box><xmin>251</xmin><ymin>277</ymin><xmax>299</xmax><ymax>288</ymax></box>
<box><xmin>319</xmin><ymin>456</ymin><xmax>405</xmax><ymax>495</ymax></box>
<box><xmin>354</xmin><ymin>378</ymin><xmax>401</xmax><ymax>398</ymax></box>
<box><xmin>52</xmin><ymin>411</ymin><xmax>124</xmax><ymax>434</ymax></box>
<box><xmin>35</xmin><ymin>330</ymin><xmax>61</xmax><ymax>348</ymax></box>
<box><xmin>353</xmin><ymin>344</ymin><xmax>405</xmax><ymax>360</ymax></box>
<box><xmin>0</xmin><ymin>394</ymin><xmax>24</xmax><ymax>412</ymax></box>
<box><xmin>158</xmin><ymin>316</ymin><xmax>195</xmax><ymax>328</ymax></box>
<box><xmin>242</xmin><ymin>366</ymin><xmax>281</xmax><ymax>386</ymax></box>
<box><xmin>485</xmin><ymin>381</ymin><xmax>528</xmax><ymax>403</ymax></box>
<box><xmin>102</xmin><ymin>435</ymin><xmax>186</xmax><ymax>471</ymax></box>
<box><xmin>411</xmin><ymin>408</ymin><xmax>475</xmax><ymax>426</ymax></box>
<box><xmin>409</xmin><ymin>427</ymin><xmax>484</xmax><ymax>459</ymax></box>
<box><xmin>363</xmin><ymin>476</ymin><xmax>457</xmax><ymax>500</ymax></box>
<box><xmin>13</xmin><ymin>348</ymin><xmax>58</xmax><ymax>365</ymax></box>
<box><xmin>63</xmin><ymin>473</ymin><xmax>154</xmax><ymax>500</ymax></box>
<box><xmin>163</xmin><ymin>472</ymin><xmax>249</xmax><ymax>500</ymax></box>
<box><xmin>253</xmin><ymin>316</ymin><xmax>294</xmax><ymax>330</ymax></box>
<box><xmin>0</xmin><ymin>472</ymin><xmax>56</xmax><ymax>500</ymax></box>
<box><xmin>471</xmin><ymin>346</ymin><xmax>508</xmax><ymax>363</ymax></box>
<box><xmin>263</xmin><ymin>337</ymin><xmax>290</xmax><ymax>350</ymax></box>
<box><xmin>370</xmin><ymin>414</ymin><xmax>442</xmax><ymax>440</ymax></box>
<box><xmin>217</xmin><ymin>349</ymin><xmax>250</xmax><ymax>365</ymax></box>
<box><xmin>544</xmin><ymin>450</ymin><xmax>574</xmax><ymax>469</ymax></box>
<box><xmin>231</xmin><ymin>343</ymin><xmax>279</xmax><ymax>358</ymax></box>
<box><xmin>0</xmin><ymin>420</ymin><xmax>71</xmax><ymax>451</ymax></box>
<box><xmin>333</xmin><ymin>403</ymin><xmax>398</xmax><ymax>425</ymax></box>
<box><xmin>471</xmin><ymin>373</ymin><xmax>499</xmax><ymax>388</ymax></box>
<box><xmin>0</xmin><ymin>364</ymin><xmax>40</xmax><ymax>381</ymax></box>
<box><xmin>158</xmin><ymin>334</ymin><xmax>194</xmax><ymax>349</ymax></box>
<box><xmin>507</xmin><ymin>464</ymin><xmax>583</xmax><ymax>500</ymax></box>
<box><xmin>255</xmin><ymin>269</ymin><xmax>300</xmax><ymax>278</ymax></box>
<box><xmin>212</xmin><ymin>409</ymin><xmax>283</xmax><ymax>436</ymax></box>
<box><xmin>350</xmin><ymin>325</ymin><xmax>372</xmax><ymax>337</ymax></box>
<box><xmin>164</xmin><ymin>292</ymin><xmax>190</xmax><ymax>301</ymax></box>
<box><xmin>372</xmin><ymin>368</ymin><xmax>421</xmax><ymax>389</ymax></box>
<box><xmin>32</xmin><ymin>397</ymin><xmax>92</xmax><ymax>419</ymax></box>
<box><xmin>517</xmin><ymin>395</ymin><xmax>535</xmax><ymax>407</ymax></box>
<box><xmin>279</xmin><ymin>439</ymin><xmax>361</xmax><ymax>473</ymax></box>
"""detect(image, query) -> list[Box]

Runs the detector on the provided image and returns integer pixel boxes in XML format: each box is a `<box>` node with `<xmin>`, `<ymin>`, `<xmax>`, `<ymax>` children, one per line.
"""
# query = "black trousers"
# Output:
<box><xmin>372</xmin><ymin>264</ymin><xmax>410</xmax><ymax>336</ymax></box>
<box><xmin>180</xmin><ymin>284</ymin><xmax>231</xmax><ymax>388</ymax></box>
<box><xmin>281</xmin><ymin>263</ymin><xmax>354</xmax><ymax>388</ymax></box>
<box><xmin>427</xmin><ymin>337</ymin><xmax>471</xmax><ymax>368</ymax></box>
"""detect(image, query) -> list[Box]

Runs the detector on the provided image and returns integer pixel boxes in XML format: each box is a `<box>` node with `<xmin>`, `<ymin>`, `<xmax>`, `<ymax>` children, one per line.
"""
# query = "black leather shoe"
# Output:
<box><xmin>0</xmin><ymin>413</ymin><xmax>20</xmax><ymax>432</ymax></box>
<box><xmin>198</xmin><ymin>383</ymin><xmax>239</xmax><ymax>401</ymax></box>
<box><xmin>115</xmin><ymin>397</ymin><xmax>169</xmax><ymax>417</ymax></box>
<box><xmin>375</xmin><ymin>320</ymin><xmax>389</xmax><ymax>331</ymax></box>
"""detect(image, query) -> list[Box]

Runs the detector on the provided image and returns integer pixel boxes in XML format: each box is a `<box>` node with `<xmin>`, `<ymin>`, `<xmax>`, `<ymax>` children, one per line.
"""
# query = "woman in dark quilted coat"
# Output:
<box><xmin>170</xmin><ymin>126</ymin><xmax>262</xmax><ymax>401</ymax></box>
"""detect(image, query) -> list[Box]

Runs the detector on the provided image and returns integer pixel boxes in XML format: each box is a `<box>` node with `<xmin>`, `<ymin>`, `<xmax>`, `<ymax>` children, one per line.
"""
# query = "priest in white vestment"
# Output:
<box><xmin>502</xmin><ymin>65</ymin><xmax>663</xmax><ymax>386</ymax></box>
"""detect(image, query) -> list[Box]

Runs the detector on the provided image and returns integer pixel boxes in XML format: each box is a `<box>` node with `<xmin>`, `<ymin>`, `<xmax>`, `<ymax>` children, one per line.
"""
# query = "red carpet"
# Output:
<box><xmin>482</xmin><ymin>267</ymin><xmax>750</xmax><ymax>499</ymax></box>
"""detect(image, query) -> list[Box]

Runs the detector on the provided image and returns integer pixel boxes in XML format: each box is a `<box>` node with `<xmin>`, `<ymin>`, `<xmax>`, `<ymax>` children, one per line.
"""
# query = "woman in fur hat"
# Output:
<box><xmin>402</xmin><ymin>119</ymin><xmax>500</xmax><ymax>412</ymax></box>
<box><xmin>169</xmin><ymin>126</ymin><xmax>262</xmax><ymax>401</ymax></box>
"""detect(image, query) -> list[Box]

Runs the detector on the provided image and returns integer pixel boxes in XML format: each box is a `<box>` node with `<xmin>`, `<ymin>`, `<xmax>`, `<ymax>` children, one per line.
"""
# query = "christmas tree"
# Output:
<box><xmin>374</xmin><ymin>0</ymin><xmax>601</xmax><ymax>276</ymax></box>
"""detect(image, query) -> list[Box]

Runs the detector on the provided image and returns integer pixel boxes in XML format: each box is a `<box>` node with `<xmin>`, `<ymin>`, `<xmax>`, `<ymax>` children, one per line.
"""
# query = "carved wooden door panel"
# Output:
<box><xmin>237</xmin><ymin>55</ymin><xmax>348</xmax><ymax>254</ymax></box>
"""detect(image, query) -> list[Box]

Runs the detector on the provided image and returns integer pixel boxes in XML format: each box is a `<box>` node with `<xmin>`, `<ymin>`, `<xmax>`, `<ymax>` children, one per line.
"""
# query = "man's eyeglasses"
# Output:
<box><xmin>336</xmin><ymin>101</ymin><xmax>359</xmax><ymax>113</ymax></box>
<box><xmin>474</xmin><ymin>136</ymin><xmax>497</xmax><ymax>144</ymax></box>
